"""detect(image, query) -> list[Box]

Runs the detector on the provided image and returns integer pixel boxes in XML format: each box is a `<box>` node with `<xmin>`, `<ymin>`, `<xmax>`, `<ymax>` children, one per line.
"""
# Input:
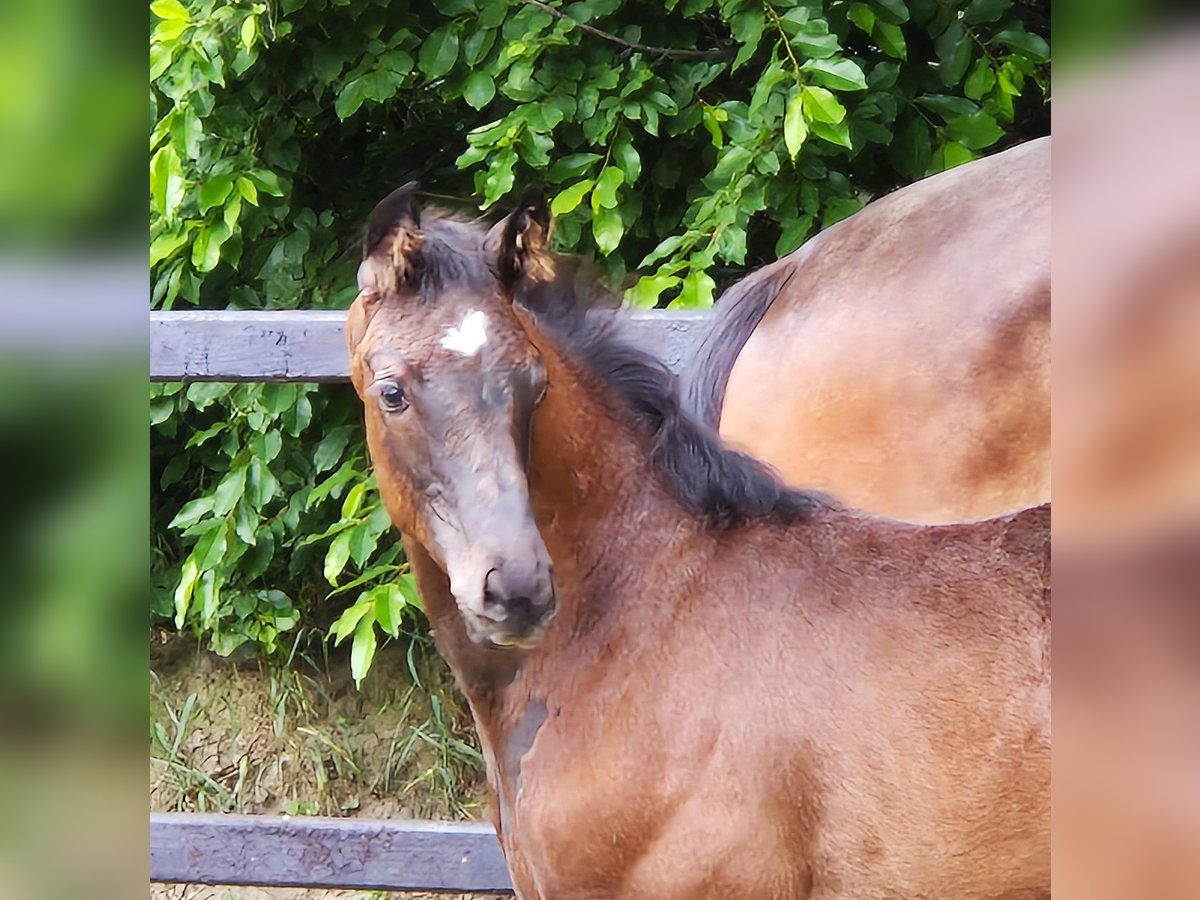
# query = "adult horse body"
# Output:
<box><xmin>347</xmin><ymin>188</ymin><xmax>1050</xmax><ymax>899</ymax></box>
<box><xmin>685</xmin><ymin>138</ymin><xmax>1050</xmax><ymax>524</ymax></box>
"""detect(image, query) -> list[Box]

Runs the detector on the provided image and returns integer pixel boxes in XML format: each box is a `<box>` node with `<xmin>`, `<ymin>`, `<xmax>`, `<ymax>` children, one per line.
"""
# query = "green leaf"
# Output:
<box><xmin>702</xmin><ymin>106</ymin><xmax>725</xmax><ymax>148</ymax></box>
<box><xmin>236</xmin><ymin>177</ymin><xmax>259</xmax><ymax>206</ymax></box>
<box><xmin>330</xmin><ymin>597</ymin><xmax>374</xmax><ymax>645</ymax></box>
<box><xmin>790</xmin><ymin>24</ymin><xmax>840</xmax><ymax>58</ymax></box>
<box><xmin>247</xmin><ymin>457</ymin><xmax>279</xmax><ymax>508</ymax></box>
<box><xmin>784</xmin><ymin>94</ymin><xmax>808</xmax><ymax>160</ymax></box>
<box><xmin>592</xmin><ymin>166</ymin><xmax>625</xmax><ymax>210</ymax></box>
<box><xmin>546</xmin><ymin>153</ymin><xmax>602</xmax><ymax>181</ymax></box>
<box><xmin>711</xmin><ymin>144</ymin><xmax>753</xmax><ymax>182</ymax></box>
<box><xmin>963</xmin><ymin>59</ymin><xmax>996</xmax><ymax>100</ymax></box>
<box><xmin>776</xmin><ymin>214</ymin><xmax>814</xmax><ymax>256</ymax></box>
<box><xmin>335</xmin><ymin>78</ymin><xmax>370</xmax><ymax>119</ymax></box>
<box><xmin>375</xmin><ymin>584</ymin><xmax>407</xmax><ymax>638</ymax></box>
<box><xmin>150</xmin><ymin>0</ymin><xmax>189</xmax><ymax>21</ymax></box>
<box><xmin>212</xmin><ymin>465</ymin><xmax>248</xmax><ymax>516</ymax></box>
<box><xmin>802</xmin><ymin>57</ymin><xmax>868</xmax><ymax>91</ymax></box>
<box><xmin>341</xmin><ymin>481</ymin><xmax>368</xmax><ymax>519</ymax></box>
<box><xmin>811</xmin><ymin>118</ymin><xmax>853</xmax><ymax>149</ymax></box>
<box><xmin>676</xmin><ymin>270</ymin><xmax>715</xmax><ymax>308</ymax></box>
<box><xmin>348</xmin><ymin>523</ymin><xmax>380</xmax><ymax>567</ymax></box>
<box><xmin>592</xmin><ymin>205</ymin><xmax>623</xmax><ymax>255</ymax></box>
<box><xmin>755</xmin><ymin>150</ymin><xmax>780</xmax><ymax>175</ymax></box>
<box><xmin>551</xmin><ymin>179</ymin><xmax>594</xmax><ymax>216</ymax></box>
<box><xmin>419</xmin><ymin>27</ymin><xmax>460</xmax><ymax>80</ymax></box>
<box><xmin>199</xmin><ymin>175</ymin><xmax>234</xmax><ymax>213</ymax></box>
<box><xmin>324</xmin><ymin>530</ymin><xmax>353</xmax><ymax>585</ymax></box>
<box><xmin>639</xmin><ymin>233</ymin><xmax>690</xmax><ymax>267</ymax></box>
<box><xmin>150</xmin><ymin>232</ymin><xmax>188</xmax><ymax>267</ymax></box>
<box><xmin>944</xmin><ymin>111</ymin><xmax>1004</xmax><ymax>149</ymax></box>
<box><xmin>234</xmin><ymin>500</ymin><xmax>257</xmax><ymax>546</ymax></box>
<box><xmin>312</xmin><ymin>44</ymin><xmax>345</xmax><ymax>84</ymax></box>
<box><xmin>801</xmin><ymin>85</ymin><xmax>846</xmax><ymax>124</ymax></box>
<box><xmin>645</xmin><ymin>91</ymin><xmax>678</xmax><ymax>115</ymax></box>
<box><xmin>614</xmin><ymin>138</ymin><xmax>642</xmax><ymax>182</ymax></box>
<box><xmin>992</xmin><ymin>27</ymin><xmax>1050</xmax><ymax>63</ymax></box>
<box><xmin>192</xmin><ymin>221</ymin><xmax>232</xmax><ymax>273</ymax></box>
<box><xmin>964</xmin><ymin>0</ymin><xmax>1012</xmax><ymax>25</ymax></box>
<box><xmin>248</xmin><ymin>169</ymin><xmax>285</xmax><ymax>197</ymax></box>
<box><xmin>380</xmin><ymin>50</ymin><xmax>415</xmax><ymax>77</ymax></box>
<box><xmin>481</xmin><ymin>148</ymin><xmax>517</xmax><ymax>207</ymax></box>
<box><xmin>149</xmin><ymin>145</ymin><xmax>184</xmax><ymax>217</ymax></box>
<box><xmin>170</xmin><ymin>497</ymin><xmax>214</xmax><ymax>529</ymax></box>
<box><xmin>240</xmin><ymin>14</ymin><xmax>257</xmax><ymax>51</ymax></box>
<box><xmin>935</xmin><ymin>23</ymin><xmax>972</xmax><ymax>87</ymax></box>
<box><xmin>197</xmin><ymin>570</ymin><xmax>221</xmax><ymax>627</ymax></box>
<box><xmin>174</xmin><ymin>557</ymin><xmax>200</xmax><ymax>628</ymax></box>
<box><xmin>847</xmin><ymin>4</ymin><xmax>875</xmax><ymax>33</ymax></box>
<box><xmin>192</xmin><ymin>521</ymin><xmax>228</xmax><ymax>570</ymax></box>
<box><xmin>350</xmin><ymin>614</ymin><xmax>378</xmax><ymax>686</ymax></box>
<box><xmin>150</xmin><ymin>43</ymin><xmax>174</xmax><ymax>80</ymax></box>
<box><xmin>626</xmin><ymin>273</ymin><xmax>681</xmax><ymax>309</ymax></box>
<box><xmin>463</xmin><ymin>71</ymin><xmax>496</xmax><ymax>109</ymax></box>
<box><xmin>479</xmin><ymin>0</ymin><xmax>507</xmax><ymax>27</ymax></box>
<box><xmin>283</xmin><ymin>392</ymin><xmax>313</xmax><ymax>436</ymax></box>
<box><xmin>960</xmin><ymin>0</ymin><xmax>1008</xmax><ymax>21</ymax></box>
<box><xmin>917</xmin><ymin>94</ymin><xmax>979</xmax><ymax>120</ymax></box>
<box><xmin>870</xmin><ymin>0</ymin><xmax>909</xmax><ymax>23</ymax></box>
<box><xmin>730</xmin><ymin>9</ymin><xmax>765</xmax><ymax>70</ymax></box>
<box><xmin>823</xmin><ymin>196</ymin><xmax>864</xmax><ymax>226</ymax></box>
<box><xmin>874</xmin><ymin>22</ymin><xmax>906</xmax><ymax>60</ymax></box>
<box><xmin>464</xmin><ymin>27</ymin><xmax>497</xmax><ymax>65</ymax></box>
<box><xmin>937</xmin><ymin>141</ymin><xmax>976</xmax><ymax>169</ymax></box>
<box><xmin>313</xmin><ymin>427</ymin><xmax>352</xmax><ymax>473</ymax></box>
<box><xmin>153</xmin><ymin>18</ymin><xmax>188</xmax><ymax>42</ymax></box>
<box><xmin>869</xmin><ymin>60</ymin><xmax>901</xmax><ymax>89</ymax></box>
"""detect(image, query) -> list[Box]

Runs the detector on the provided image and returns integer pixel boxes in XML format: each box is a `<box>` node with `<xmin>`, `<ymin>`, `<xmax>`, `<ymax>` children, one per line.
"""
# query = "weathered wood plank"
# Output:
<box><xmin>150</xmin><ymin>812</ymin><xmax>514</xmax><ymax>893</ymax></box>
<box><xmin>151</xmin><ymin>309</ymin><xmax>709</xmax><ymax>382</ymax></box>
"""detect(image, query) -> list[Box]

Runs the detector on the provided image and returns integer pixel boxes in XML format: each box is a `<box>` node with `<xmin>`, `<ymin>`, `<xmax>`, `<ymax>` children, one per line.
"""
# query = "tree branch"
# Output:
<box><xmin>523</xmin><ymin>0</ymin><xmax>733</xmax><ymax>60</ymax></box>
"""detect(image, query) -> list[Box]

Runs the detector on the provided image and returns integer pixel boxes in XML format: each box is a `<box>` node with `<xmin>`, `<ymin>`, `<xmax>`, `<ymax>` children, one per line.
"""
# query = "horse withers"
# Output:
<box><xmin>346</xmin><ymin>186</ymin><xmax>1050</xmax><ymax>899</ymax></box>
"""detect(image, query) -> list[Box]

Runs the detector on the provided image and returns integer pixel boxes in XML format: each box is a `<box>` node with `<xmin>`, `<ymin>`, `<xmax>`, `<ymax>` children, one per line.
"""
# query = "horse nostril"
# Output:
<box><xmin>482</xmin><ymin>567</ymin><xmax>555</xmax><ymax>630</ymax></box>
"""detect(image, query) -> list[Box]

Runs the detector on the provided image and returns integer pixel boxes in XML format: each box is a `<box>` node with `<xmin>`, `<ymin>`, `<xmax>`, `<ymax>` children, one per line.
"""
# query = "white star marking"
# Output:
<box><xmin>440</xmin><ymin>309</ymin><xmax>489</xmax><ymax>356</ymax></box>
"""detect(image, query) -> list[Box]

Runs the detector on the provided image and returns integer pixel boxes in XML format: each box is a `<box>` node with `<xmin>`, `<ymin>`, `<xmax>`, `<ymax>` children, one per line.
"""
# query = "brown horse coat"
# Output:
<box><xmin>686</xmin><ymin>138</ymin><xmax>1050</xmax><ymax>524</ymax></box>
<box><xmin>347</xmin><ymin>189</ymin><xmax>1051</xmax><ymax>899</ymax></box>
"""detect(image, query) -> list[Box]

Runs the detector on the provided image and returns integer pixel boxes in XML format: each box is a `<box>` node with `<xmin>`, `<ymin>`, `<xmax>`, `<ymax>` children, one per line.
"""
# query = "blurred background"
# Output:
<box><xmin>1053</xmin><ymin>8</ymin><xmax>1200</xmax><ymax>898</ymax></box>
<box><xmin>0</xmin><ymin>0</ymin><xmax>1197</xmax><ymax>897</ymax></box>
<box><xmin>0</xmin><ymin>0</ymin><xmax>146</xmax><ymax>897</ymax></box>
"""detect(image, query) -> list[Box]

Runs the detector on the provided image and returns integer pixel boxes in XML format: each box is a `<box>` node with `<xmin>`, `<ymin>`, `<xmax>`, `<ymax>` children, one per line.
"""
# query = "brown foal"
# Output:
<box><xmin>685</xmin><ymin>137</ymin><xmax>1050</xmax><ymax>524</ymax></box>
<box><xmin>346</xmin><ymin>186</ymin><xmax>1050</xmax><ymax>899</ymax></box>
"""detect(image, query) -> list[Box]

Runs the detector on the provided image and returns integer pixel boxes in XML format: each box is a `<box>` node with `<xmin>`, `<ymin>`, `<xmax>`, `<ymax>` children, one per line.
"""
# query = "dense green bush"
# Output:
<box><xmin>150</xmin><ymin>0</ymin><xmax>1049</xmax><ymax>679</ymax></box>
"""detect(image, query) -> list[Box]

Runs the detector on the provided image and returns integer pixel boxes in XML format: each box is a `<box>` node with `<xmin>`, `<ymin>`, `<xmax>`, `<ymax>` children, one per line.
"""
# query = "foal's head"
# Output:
<box><xmin>346</xmin><ymin>185</ymin><xmax>555</xmax><ymax>649</ymax></box>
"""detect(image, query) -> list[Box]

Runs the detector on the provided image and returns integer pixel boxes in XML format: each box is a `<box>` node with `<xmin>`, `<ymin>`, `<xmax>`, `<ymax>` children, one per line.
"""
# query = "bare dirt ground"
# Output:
<box><xmin>150</xmin><ymin>631</ymin><xmax>500</xmax><ymax>899</ymax></box>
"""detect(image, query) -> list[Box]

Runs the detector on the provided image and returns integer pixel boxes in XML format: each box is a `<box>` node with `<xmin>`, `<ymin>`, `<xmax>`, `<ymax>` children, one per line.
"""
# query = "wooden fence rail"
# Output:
<box><xmin>150</xmin><ymin>308</ymin><xmax>709</xmax><ymax>381</ymax></box>
<box><xmin>150</xmin><ymin>308</ymin><xmax>710</xmax><ymax>891</ymax></box>
<box><xmin>151</xmin><ymin>813</ymin><xmax>513</xmax><ymax>893</ymax></box>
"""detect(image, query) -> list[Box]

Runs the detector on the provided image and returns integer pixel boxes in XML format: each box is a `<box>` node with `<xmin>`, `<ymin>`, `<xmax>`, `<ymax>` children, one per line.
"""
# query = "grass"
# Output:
<box><xmin>149</xmin><ymin>628</ymin><xmax>488</xmax><ymax>821</ymax></box>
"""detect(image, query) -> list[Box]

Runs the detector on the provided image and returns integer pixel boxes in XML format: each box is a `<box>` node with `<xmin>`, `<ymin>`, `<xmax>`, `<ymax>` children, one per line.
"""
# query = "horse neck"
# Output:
<box><xmin>523</xmin><ymin>325</ymin><xmax>693</xmax><ymax>632</ymax></box>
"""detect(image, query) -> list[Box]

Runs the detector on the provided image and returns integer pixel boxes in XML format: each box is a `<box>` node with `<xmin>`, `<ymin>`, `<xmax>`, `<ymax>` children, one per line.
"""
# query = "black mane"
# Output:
<box><xmin>514</xmin><ymin>260</ymin><xmax>827</xmax><ymax>530</ymax></box>
<box><xmin>365</xmin><ymin>191</ymin><xmax>827</xmax><ymax>529</ymax></box>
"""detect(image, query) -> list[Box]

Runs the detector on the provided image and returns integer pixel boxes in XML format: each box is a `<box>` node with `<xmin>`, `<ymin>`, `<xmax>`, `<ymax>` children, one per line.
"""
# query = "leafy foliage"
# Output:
<box><xmin>150</xmin><ymin>0</ymin><xmax>1049</xmax><ymax>674</ymax></box>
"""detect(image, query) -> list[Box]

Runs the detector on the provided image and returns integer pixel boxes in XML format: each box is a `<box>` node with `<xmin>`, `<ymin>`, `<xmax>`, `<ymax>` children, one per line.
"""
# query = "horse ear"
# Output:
<box><xmin>497</xmin><ymin>187</ymin><xmax>553</xmax><ymax>290</ymax></box>
<box><xmin>362</xmin><ymin>182</ymin><xmax>424</xmax><ymax>287</ymax></box>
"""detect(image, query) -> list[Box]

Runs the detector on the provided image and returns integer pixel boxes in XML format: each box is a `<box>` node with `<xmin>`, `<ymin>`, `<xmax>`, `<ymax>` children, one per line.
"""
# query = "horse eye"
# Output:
<box><xmin>376</xmin><ymin>382</ymin><xmax>409</xmax><ymax>413</ymax></box>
